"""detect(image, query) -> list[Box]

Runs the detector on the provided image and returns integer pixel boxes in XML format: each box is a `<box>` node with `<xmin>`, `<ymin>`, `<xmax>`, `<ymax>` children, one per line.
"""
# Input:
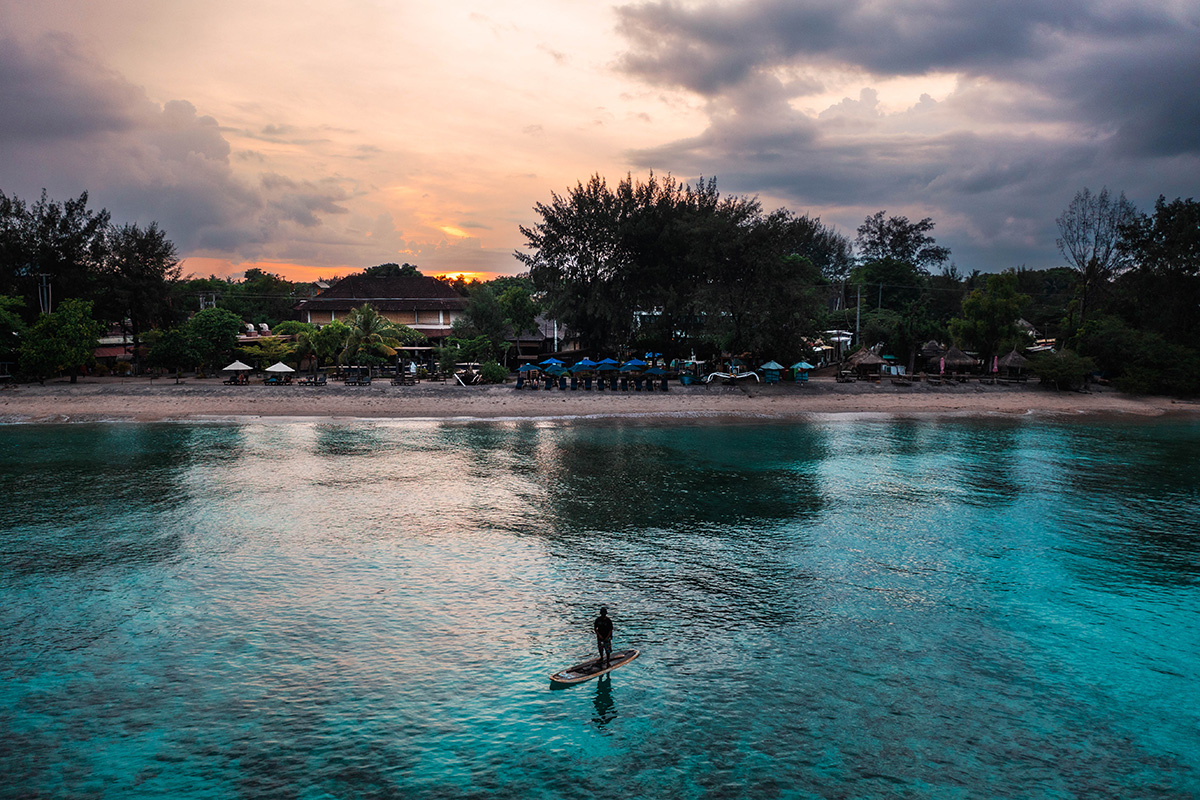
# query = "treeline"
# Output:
<box><xmin>518</xmin><ymin>174</ymin><xmax>1199</xmax><ymax>395</ymax></box>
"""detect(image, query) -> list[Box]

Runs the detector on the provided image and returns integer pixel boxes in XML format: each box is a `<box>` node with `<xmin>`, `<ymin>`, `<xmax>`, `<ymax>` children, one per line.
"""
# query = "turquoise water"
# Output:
<box><xmin>1</xmin><ymin>416</ymin><xmax>1197</xmax><ymax>799</ymax></box>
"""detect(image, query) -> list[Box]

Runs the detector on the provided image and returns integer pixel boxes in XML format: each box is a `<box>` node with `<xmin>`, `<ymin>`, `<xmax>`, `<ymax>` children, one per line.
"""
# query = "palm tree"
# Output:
<box><xmin>341</xmin><ymin>304</ymin><xmax>425</xmax><ymax>372</ymax></box>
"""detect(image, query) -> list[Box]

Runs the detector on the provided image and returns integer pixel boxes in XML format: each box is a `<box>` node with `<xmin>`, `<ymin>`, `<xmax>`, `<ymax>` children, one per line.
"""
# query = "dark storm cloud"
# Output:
<box><xmin>615</xmin><ymin>0</ymin><xmax>1200</xmax><ymax>269</ymax></box>
<box><xmin>0</xmin><ymin>33</ymin><xmax>149</xmax><ymax>141</ymax></box>
<box><xmin>0</xmin><ymin>34</ymin><xmax>350</xmax><ymax>258</ymax></box>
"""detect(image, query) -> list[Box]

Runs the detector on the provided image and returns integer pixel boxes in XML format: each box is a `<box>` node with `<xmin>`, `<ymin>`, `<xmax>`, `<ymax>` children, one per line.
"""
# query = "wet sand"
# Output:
<box><xmin>2</xmin><ymin>375</ymin><xmax>1196</xmax><ymax>424</ymax></box>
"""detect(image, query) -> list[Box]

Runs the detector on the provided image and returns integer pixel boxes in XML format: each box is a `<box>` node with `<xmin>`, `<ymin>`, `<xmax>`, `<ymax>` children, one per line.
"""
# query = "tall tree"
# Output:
<box><xmin>0</xmin><ymin>190</ymin><xmax>110</xmax><ymax>322</ymax></box>
<box><xmin>855</xmin><ymin>211</ymin><xmax>950</xmax><ymax>274</ymax></box>
<box><xmin>1055</xmin><ymin>187</ymin><xmax>1138</xmax><ymax>329</ymax></box>
<box><xmin>341</xmin><ymin>304</ymin><xmax>423</xmax><ymax>367</ymax></box>
<box><xmin>101</xmin><ymin>221</ymin><xmax>182</xmax><ymax>373</ymax></box>
<box><xmin>948</xmin><ymin>271</ymin><xmax>1031</xmax><ymax>365</ymax></box>
<box><xmin>0</xmin><ymin>295</ymin><xmax>26</xmax><ymax>367</ymax></box>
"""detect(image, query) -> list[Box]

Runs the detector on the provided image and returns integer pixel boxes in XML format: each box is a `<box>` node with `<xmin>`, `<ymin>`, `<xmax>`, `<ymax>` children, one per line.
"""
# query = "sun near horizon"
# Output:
<box><xmin>181</xmin><ymin>258</ymin><xmax>512</xmax><ymax>285</ymax></box>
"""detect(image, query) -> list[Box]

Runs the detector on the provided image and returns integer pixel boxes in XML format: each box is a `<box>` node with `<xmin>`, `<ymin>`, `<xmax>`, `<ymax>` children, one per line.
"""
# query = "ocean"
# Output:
<box><xmin>1</xmin><ymin>416</ymin><xmax>1197</xmax><ymax>798</ymax></box>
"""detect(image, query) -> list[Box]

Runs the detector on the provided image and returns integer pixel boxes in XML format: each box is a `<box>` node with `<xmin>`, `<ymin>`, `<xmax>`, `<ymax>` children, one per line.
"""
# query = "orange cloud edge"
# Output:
<box><xmin>182</xmin><ymin>257</ymin><xmax>510</xmax><ymax>284</ymax></box>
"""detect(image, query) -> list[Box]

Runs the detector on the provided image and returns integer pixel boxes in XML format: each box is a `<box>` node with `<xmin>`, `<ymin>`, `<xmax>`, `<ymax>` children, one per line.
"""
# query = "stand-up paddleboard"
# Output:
<box><xmin>550</xmin><ymin>649</ymin><xmax>640</xmax><ymax>685</ymax></box>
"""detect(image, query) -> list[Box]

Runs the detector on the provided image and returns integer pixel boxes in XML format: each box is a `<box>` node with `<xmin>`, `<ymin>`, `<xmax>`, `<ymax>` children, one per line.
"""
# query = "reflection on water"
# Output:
<box><xmin>592</xmin><ymin>675</ymin><xmax>617</xmax><ymax>731</ymax></box>
<box><xmin>0</xmin><ymin>417</ymin><xmax>1198</xmax><ymax>798</ymax></box>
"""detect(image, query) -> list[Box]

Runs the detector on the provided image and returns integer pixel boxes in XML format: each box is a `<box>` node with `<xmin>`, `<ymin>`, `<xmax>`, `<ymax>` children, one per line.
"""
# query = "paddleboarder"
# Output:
<box><xmin>593</xmin><ymin>606</ymin><xmax>614</xmax><ymax>665</ymax></box>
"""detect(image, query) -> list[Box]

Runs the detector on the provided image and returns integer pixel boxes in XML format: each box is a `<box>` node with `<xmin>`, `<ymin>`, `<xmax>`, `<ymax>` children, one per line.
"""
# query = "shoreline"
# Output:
<box><xmin>2</xmin><ymin>376</ymin><xmax>1197</xmax><ymax>425</ymax></box>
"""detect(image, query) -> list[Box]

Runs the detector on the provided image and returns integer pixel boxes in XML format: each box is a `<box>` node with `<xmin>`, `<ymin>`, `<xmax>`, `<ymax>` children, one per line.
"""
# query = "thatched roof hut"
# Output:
<box><xmin>920</xmin><ymin>340</ymin><xmax>945</xmax><ymax>359</ymax></box>
<box><xmin>847</xmin><ymin>347</ymin><xmax>885</xmax><ymax>366</ymax></box>
<box><xmin>998</xmin><ymin>348</ymin><xmax>1029</xmax><ymax>377</ymax></box>
<box><xmin>942</xmin><ymin>346</ymin><xmax>977</xmax><ymax>371</ymax></box>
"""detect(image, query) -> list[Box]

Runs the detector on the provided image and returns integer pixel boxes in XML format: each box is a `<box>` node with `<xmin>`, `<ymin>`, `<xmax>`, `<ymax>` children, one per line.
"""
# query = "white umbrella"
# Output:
<box><xmin>264</xmin><ymin>361</ymin><xmax>295</xmax><ymax>373</ymax></box>
<box><xmin>222</xmin><ymin>360</ymin><xmax>253</xmax><ymax>371</ymax></box>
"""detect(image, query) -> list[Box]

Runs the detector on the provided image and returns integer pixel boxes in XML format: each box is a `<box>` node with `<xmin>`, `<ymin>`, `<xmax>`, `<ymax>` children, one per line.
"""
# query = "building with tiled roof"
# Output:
<box><xmin>294</xmin><ymin>274</ymin><xmax>468</xmax><ymax>342</ymax></box>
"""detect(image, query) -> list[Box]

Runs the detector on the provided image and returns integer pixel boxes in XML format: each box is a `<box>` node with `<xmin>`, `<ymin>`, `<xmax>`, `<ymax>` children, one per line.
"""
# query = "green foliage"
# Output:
<box><xmin>855</xmin><ymin>211</ymin><xmax>950</xmax><ymax>274</ymax></box>
<box><xmin>341</xmin><ymin>304</ymin><xmax>423</xmax><ymax>365</ymax></box>
<box><xmin>99</xmin><ymin>221</ymin><xmax>182</xmax><ymax>370</ymax></box>
<box><xmin>271</xmin><ymin>320</ymin><xmax>314</xmax><ymax>337</ymax></box>
<box><xmin>949</xmin><ymin>270</ymin><xmax>1031</xmax><ymax>363</ymax></box>
<box><xmin>497</xmin><ymin>285</ymin><xmax>539</xmax><ymax>338</ymax></box>
<box><xmin>237</xmin><ymin>337</ymin><xmax>295</xmax><ymax>370</ymax></box>
<box><xmin>363</xmin><ymin>262</ymin><xmax>422</xmax><ymax>277</ymax></box>
<box><xmin>302</xmin><ymin>320</ymin><xmax>350</xmax><ymax>370</ymax></box>
<box><xmin>217</xmin><ymin>268</ymin><xmax>299</xmax><ymax>325</ymax></box>
<box><xmin>1029</xmin><ymin>349</ymin><xmax>1096</xmax><ymax>391</ymax></box>
<box><xmin>144</xmin><ymin>328</ymin><xmax>199</xmax><ymax>377</ymax></box>
<box><xmin>1075</xmin><ymin>314</ymin><xmax>1200</xmax><ymax>396</ymax></box>
<box><xmin>18</xmin><ymin>298</ymin><xmax>106</xmax><ymax>382</ymax></box>
<box><xmin>186</xmin><ymin>307</ymin><xmax>244</xmax><ymax>370</ymax></box>
<box><xmin>0</xmin><ymin>294</ymin><xmax>26</xmax><ymax>363</ymax></box>
<box><xmin>479</xmin><ymin>360</ymin><xmax>508</xmax><ymax>384</ymax></box>
<box><xmin>0</xmin><ymin>190</ymin><xmax>110</xmax><ymax>324</ymax></box>
<box><xmin>519</xmin><ymin>173</ymin><xmax>843</xmax><ymax>360</ymax></box>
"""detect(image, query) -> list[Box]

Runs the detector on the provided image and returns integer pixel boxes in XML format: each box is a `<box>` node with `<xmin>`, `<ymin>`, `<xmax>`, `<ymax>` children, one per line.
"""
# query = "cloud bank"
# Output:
<box><xmin>614</xmin><ymin>0</ymin><xmax>1200</xmax><ymax>269</ymax></box>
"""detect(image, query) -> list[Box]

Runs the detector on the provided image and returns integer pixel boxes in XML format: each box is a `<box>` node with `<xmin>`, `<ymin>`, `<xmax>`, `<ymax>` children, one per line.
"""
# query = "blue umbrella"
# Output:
<box><xmin>596</xmin><ymin>363</ymin><xmax>617</xmax><ymax>371</ymax></box>
<box><xmin>619</xmin><ymin>363</ymin><xmax>643</xmax><ymax>373</ymax></box>
<box><xmin>576</xmin><ymin>358</ymin><xmax>598</xmax><ymax>367</ymax></box>
<box><xmin>597</xmin><ymin>357</ymin><xmax>619</xmax><ymax>366</ymax></box>
<box><xmin>791</xmin><ymin>361</ymin><xmax>815</xmax><ymax>370</ymax></box>
<box><xmin>568</xmin><ymin>363</ymin><xmax>591</xmax><ymax>373</ymax></box>
<box><xmin>623</xmin><ymin>358</ymin><xmax>648</xmax><ymax>367</ymax></box>
<box><xmin>518</xmin><ymin>363</ymin><xmax>539</xmax><ymax>372</ymax></box>
<box><xmin>644</xmin><ymin>367</ymin><xmax>665</xmax><ymax>375</ymax></box>
<box><xmin>540</xmin><ymin>358</ymin><xmax>565</xmax><ymax>366</ymax></box>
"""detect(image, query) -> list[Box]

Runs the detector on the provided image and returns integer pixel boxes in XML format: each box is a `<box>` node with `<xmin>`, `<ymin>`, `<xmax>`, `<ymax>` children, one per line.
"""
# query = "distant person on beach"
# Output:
<box><xmin>593</xmin><ymin>606</ymin><xmax>613</xmax><ymax>665</ymax></box>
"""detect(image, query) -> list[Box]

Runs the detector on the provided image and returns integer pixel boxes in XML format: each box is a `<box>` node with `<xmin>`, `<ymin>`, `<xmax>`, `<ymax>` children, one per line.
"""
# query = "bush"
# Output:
<box><xmin>1030</xmin><ymin>349</ymin><xmax>1095</xmax><ymax>391</ymax></box>
<box><xmin>479</xmin><ymin>361</ymin><xmax>508</xmax><ymax>384</ymax></box>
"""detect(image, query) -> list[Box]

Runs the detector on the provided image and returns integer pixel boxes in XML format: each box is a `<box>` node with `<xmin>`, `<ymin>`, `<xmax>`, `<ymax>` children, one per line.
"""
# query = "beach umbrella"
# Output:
<box><xmin>576</xmin><ymin>357</ymin><xmax>598</xmax><ymax>368</ymax></box>
<box><xmin>759</xmin><ymin>360</ymin><xmax>785</xmax><ymax>370</ymax></box>
<box><xmin>222</xmin><ymin>360</ymin><xmax>253</xmax><ymax>371</ymax></box>
<box><xmin>596</xmin><ymin>363</ymin><xmax>617</xmax><ymax>372</ymax></box>
<box><xmin>791</xmin><ymin>361</ymin><xmax>815</xmax><ymax>370</ymax></box>
<box><xmin>540</xmin><ymin>357</ymin><xmax>565</xmax><ymax>366</ymax></box>
<box><xmin>644</xmin><ymin>366</ymin><xmax>665</xmax><ymax>376</ymax></box>
<box><xmin>518</xmin><ymin>363</ymin><xmax>539</xmax><ymax>372</ymax></box>
<box><xmin>619</xmin><ymin>363</ymin><xmax>644</xmax><ymax>372</ymax></box>
<box><xmin>597</xmin><ymin>358</ymin><xmax>619</xmax><ymax>366</ymax></box>
<box><xmin>623</xmin><ymin>358</ymin><xmax>648</xmax><ymax>367</ymax></box>
<box><xmin>265</xmin><ymin>361</ymin><xmax>295</xmax><ymax>373</ymax></box>
<box><xmin>568</xmin><ymin>363</ymin><xmax>592</xmax><ymax>373</ymax></box>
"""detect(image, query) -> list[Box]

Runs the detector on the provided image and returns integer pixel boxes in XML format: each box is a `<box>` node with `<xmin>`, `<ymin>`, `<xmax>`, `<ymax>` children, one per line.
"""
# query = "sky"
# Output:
<box><xmin>2</xmin><ymin>0</ymin><xmax>1197</xmax><ymax>283</ymax></box>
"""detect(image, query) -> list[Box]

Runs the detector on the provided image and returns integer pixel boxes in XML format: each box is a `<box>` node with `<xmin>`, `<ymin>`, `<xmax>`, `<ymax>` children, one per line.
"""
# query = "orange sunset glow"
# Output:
<box><xmin>3</xmin><ymin>1</ymin><xmax>1198</xmax><ymax>276</ymax></box>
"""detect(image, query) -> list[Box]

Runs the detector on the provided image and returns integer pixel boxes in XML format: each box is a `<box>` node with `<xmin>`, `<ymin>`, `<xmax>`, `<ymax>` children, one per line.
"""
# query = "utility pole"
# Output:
<box><xmin>855</xmin><ymin>285</ymin><xmax>861</xmax><ymax>346</ymax></box>
<box><xmin>37</xmin><ymin>273</ymin><xmax>52</xmax><ymax>314</ymax></box>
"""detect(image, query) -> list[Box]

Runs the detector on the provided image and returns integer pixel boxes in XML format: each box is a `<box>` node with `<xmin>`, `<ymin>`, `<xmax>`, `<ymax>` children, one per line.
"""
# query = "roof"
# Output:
<box><xmin>998</xmin><ymin>349</ymin><xmax>1030</xmax><ymax>368</ymax></box>
<box><xmin>942</xmin><ymin>345</ymin><xmax>977</xmax><ymax>368</ymax></box>
<box><xmin>295</xmin><ymin>273</ymin><xmax>468</xmax><ymax>312</ymax></box>
<box><xmin>320</xmin><ymin>274</ymin><xmax>463</xmax><ymax>299</ymax></box>
<box><xmin>847</xmin><ymin>347</ymin><xmax>885</xmax><ymax>366</ymax></box>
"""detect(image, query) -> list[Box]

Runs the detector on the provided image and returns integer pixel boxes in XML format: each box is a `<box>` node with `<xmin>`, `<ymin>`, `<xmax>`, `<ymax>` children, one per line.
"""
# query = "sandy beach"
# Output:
<box><xmin>2</xmin><ymin>375</ymin><xmax>1196</xmax><ymax>424</ymax></box>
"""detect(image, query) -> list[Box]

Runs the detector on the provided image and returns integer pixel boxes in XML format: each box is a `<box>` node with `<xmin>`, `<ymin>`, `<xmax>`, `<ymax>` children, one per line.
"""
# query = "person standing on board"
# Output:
<box><xmin>593</xmin><ymin>606</ymin><xmax>614</xmax><ymax>665</ymax></box>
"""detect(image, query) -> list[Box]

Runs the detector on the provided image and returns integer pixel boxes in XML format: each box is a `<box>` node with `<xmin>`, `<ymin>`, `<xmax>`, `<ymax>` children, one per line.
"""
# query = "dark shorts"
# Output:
<box><xmin>597</xmin><ymin>638</ymin><xmax>612</xmax><ymax>656</ymax></box>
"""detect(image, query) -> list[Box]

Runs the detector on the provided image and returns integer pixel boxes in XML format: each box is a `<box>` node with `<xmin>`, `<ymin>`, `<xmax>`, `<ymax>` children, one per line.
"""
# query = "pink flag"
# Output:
<box><xmin>992</xmin><ymin>355</ymin><xmax>999</xmax><ymax>373</ymax></box>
